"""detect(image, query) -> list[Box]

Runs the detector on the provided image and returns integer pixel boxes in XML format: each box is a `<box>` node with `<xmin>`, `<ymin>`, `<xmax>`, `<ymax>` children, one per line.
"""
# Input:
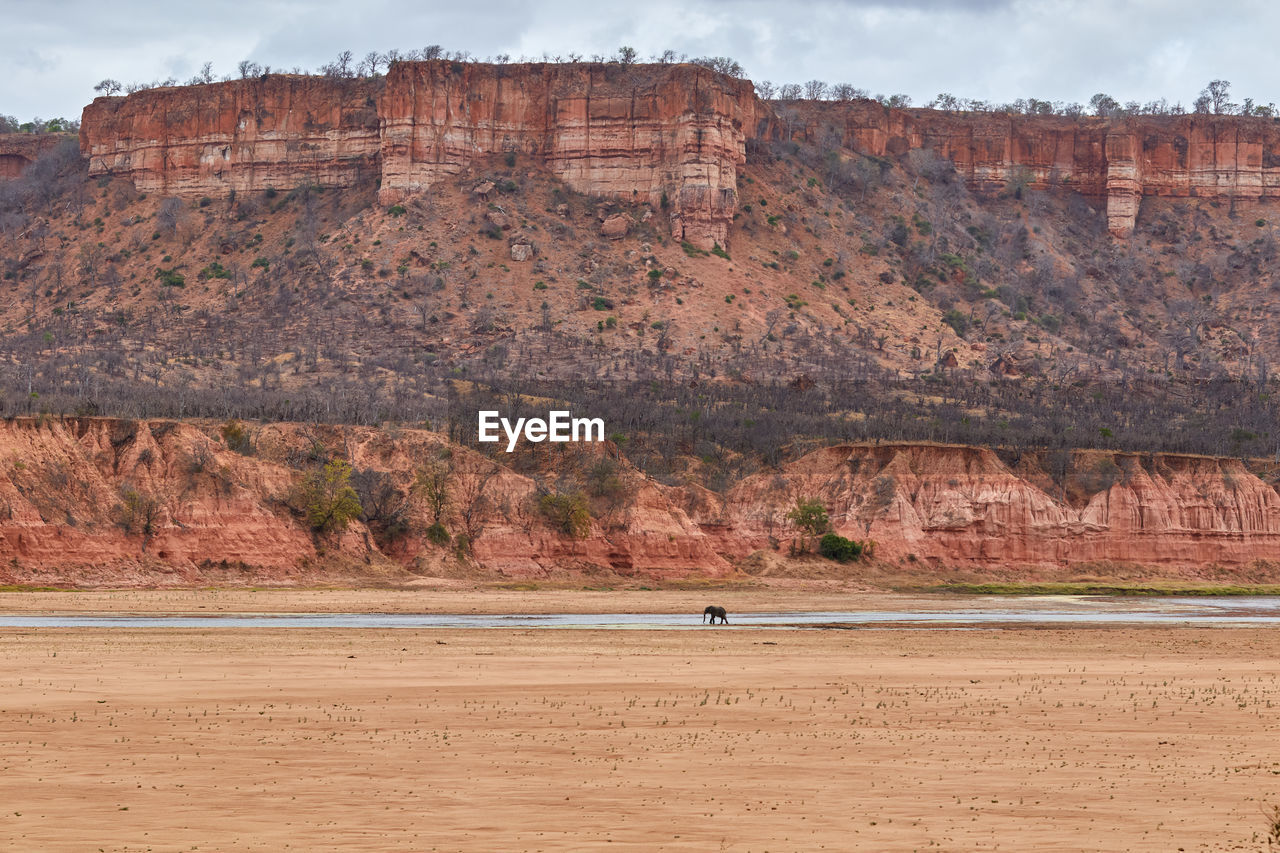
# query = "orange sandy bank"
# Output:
<box><xmin>1</xmin><ymin>625</ymin><xmax>1276</xmax><ymax>851</ymax></box>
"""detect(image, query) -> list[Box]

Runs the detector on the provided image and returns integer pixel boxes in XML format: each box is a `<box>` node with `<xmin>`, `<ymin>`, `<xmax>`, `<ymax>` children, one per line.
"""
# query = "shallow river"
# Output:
<box><xmin>4</xmin><ymin>596</ymin><xmax>1280</xmax><ymax>629</ymax></box>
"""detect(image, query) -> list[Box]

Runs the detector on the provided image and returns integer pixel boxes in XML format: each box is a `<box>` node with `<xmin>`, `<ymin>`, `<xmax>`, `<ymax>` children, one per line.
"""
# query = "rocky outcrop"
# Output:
<box><xmin>80</xmin><ymin>76</ymin><xmax>383</xmax><ymax>195</ymax></box>
<box><xmin>3</xmin><ymin>419</ymin><xmax>1280</xmax><ymax>586</ymax></box>
<box><xmin>379</xmin><ymin>61</ymin><xmax>753</xmax><ymax>248</ymax></box>
<box><xmin>710</xmin><ymin>444</ymin><xmax>1280</xmax><ymax>567</ymax></box>
<box><xmin>0</xmin><ymin>133</ymin><xmax>71</xmax><ymax>179</ymax></box>
<box><xmin>0</xmin><ymin>417</ymin><xmax>732</xmax><ymax>586</ymax></box>
<box><xmin>773</xmin><ymin>101</ymin><xmax>1280</xmax><ymax>236</ymax></box>
<box><xmin>80</xmin><ymin>63</ymin><xmax>753</xmax><ymax>248</ymax></box>
<box><xmin>77</xmin><ymin>65</ymin><xmax>1280</xmax><ymax>248</ymax></box>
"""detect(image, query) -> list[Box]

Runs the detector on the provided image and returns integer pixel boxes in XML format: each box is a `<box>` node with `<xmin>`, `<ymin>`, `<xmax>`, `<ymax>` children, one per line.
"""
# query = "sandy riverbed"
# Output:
<box><xmin>0</xmin><ymin>584</ymin><xmax>1243</xmax><ymax>616</ymax></box>
<box><xmin>1</xmin><ymin>620</ymin><xmax>1278</xmax><ymax>851</ymax></box>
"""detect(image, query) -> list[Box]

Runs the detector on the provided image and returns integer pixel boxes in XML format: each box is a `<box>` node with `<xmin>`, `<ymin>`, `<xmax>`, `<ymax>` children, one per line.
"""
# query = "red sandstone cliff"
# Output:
<box><xmin>3</xmin><ymin>418</ymin><xmax>1280</xmax><ymax>587</ymax></box>
<box><xmin>379</xmin><ymin>62</ymin><xmax>754</xmax><ymax>249</ymax></box>
<box><xmin>78</xmin><ymin>63</ymin><xmax>1280</xmax><ymax>240</ymax></box>
<box><xmin>774</xmin><ymin>101</ymin><xmax>1280</xmax><ymax>236</ymax></box>
<box><xmin>80</xmin><ymin>76</ymin><xmax>382</xmax><ymax>195</ymax></box>
<box><xmin>0</xmin><ymin>133</ymin><xmax>71</xmax><ymax>180</ymax></box>
<box><xmin>710</xmin><ymin>444</ymin><xmax>1280</xmax><ymax>568</ymax></box>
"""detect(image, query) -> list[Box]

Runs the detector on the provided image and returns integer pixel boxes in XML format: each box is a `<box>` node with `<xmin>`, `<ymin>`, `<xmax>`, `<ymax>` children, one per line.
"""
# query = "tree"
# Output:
<box><xmin>831</xmin><ymin>83</ymin><xmax>866</xmax><ymax>102</ymax></box>
<box><xmin>352</xmin><ymin>468</ymin><xmax>409</xmax><ymax>540</ymax></box>
<box><xmin>538</xmin><ymin>491</ymin><xmax>592</xmax><ymax>538</ymax></box>
<box><xmin>755</xmin><ymin>80</ymin><xmax>777</xmax><ymax>100</ymax></box>
<box><xmin>455</xmin><ymin>457</ymin><xmax>498</xmax><ymax>552</ymax></box>
<box><xmin>413</xmin><ymin>457</ymin><xmax>451</xmax><ymax>528</ymax></box>
<box><xmin>117</xmin><ymin>485</ymin><xmax>162</xmax><ymax>537</ymax></box>
<box><xmin>299</xmin><ymin>459</ymin><xmax>362</xmax><ymax>533</ymax></box>
<box><xmin>1198</xmin><ymin>79</ymin><xmax>1234</xmax><ymax>114</ymax></box>
<box><xmin>778</xmin><ymin>83</ymin><xmax>802</xmax><ymax>100</ymax></box>
<box><xmin>804</xmin><ymin>79</ymin><xmax>829</xmax><ymax>100</ymax></box>
<box><xmin>615</xmin><ymin>46</ymin><xmax>638</xmax><ymax>65</ymax></box>
<box><xmin>787</xmin><ymin>496</ymin><xmax>829</xmax><ymax>552</ymax></box>
<box><xmin>694</xmin><ymin>56</ymin><xmax>744</xmax><ymax>77</ymax></box>
<box><xmin>1089</xmin><ymin>93</ymin><xmax>1122</xmax><ymax>117</ymax></box>
<box><xmin>93</xmin><ymin>79</ymin><xmax>122</xmax><ymax>96</ymax></box>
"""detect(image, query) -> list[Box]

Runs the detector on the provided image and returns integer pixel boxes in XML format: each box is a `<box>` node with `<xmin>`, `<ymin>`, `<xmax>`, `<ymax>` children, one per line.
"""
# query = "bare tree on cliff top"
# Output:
<box><xmin>1196</xmin><ymin>79</ymin><xmax>1235</xmax><ymax>115</ymax></box>
<box><xmin>1090</xmin><ymin>92</ymin><xmax>1123</xmax><ymax>117</ymax></box>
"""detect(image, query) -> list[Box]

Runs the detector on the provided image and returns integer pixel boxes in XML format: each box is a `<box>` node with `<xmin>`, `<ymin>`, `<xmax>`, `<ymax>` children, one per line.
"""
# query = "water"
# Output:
<box><xmin>3</xmin><ymin>597</ymin><xmax>1280</xmax><ymax>629</ymax></box>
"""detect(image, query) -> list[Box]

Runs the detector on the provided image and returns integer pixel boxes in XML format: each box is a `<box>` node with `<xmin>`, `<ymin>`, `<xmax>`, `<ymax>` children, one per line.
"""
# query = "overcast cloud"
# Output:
<box><xmin>1</xmin><ymin>0</ymin><xmax>1274</xmax><ymax>120</ymax></box>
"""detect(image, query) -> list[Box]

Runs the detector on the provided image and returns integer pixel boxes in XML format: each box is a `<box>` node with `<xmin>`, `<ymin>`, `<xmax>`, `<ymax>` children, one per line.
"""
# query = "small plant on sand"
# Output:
<box><xmin>1263</xmin><ymin>803</ymin><xmax>1280</xmax><ymax>849</ymax></box>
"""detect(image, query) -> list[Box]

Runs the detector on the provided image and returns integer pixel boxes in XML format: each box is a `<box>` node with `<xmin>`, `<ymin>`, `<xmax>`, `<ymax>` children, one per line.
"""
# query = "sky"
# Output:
<box><xmin>1</xmin><ymin>0</ymin><xmax>1276</xmax><ymax>121</ymax></box>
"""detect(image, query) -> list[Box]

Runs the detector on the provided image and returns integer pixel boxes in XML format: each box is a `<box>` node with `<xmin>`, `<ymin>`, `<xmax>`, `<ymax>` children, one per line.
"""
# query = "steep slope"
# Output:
<box><xmin>3</xmin><ymin>418</ymin><xmax>1280</xmax><ymax>586</ymax></box>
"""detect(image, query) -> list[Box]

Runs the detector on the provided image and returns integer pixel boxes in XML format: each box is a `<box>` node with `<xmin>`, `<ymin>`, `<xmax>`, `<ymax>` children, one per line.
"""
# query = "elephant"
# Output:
<box><xmin>703</xmin><ymin>605</ymin><xmax>728</xmax><ymax>625</ymax></box>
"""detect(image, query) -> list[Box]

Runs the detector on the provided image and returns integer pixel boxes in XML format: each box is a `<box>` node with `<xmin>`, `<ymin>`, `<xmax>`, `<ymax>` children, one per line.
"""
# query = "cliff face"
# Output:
<box><xmin>3</xmin><ymin>418</ymin><xmax>1280</xmax><ymax>587</ymax></box>
<box><xmin>713</xmin><ymin>444</ymin><xmax>1280</xmax><ymax>567</ymax></box>
<box><xmin>0</xmin><ymin>133</ymin><xmax>70</xmax><ymax>179</ymax></box>
<box><xmin>380</xmin><ymin>62</ymin><xmax>753</xmax><ymax>249</ymax></box>
<box><xmin>0</xmin><ymin>418</ymin><xmax>732</xmax><ymax>586</ymax></box>
<box><xmin>776</xmin><ymin>101</ymin><xmax>1280</xmax><ymax>236</ymax></box>
<box><xmin>80</xmin><ymin>76</ymin><xmax>383</xmax><ymax>195</ymax></box>
<box><xmin>80</xmin><ymin>63</ymin><xmax>752</xmax><ymax>248</ymax></box>
<box><xmin>79</xmin><ymin>63</ymin><xmax>1280</xmax><ymax>240</ymax></box>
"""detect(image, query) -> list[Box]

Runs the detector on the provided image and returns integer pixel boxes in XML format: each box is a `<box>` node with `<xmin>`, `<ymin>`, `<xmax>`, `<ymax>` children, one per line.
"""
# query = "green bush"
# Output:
<box><xmin>788</xmin><ymin>498</ymin><xmax>829</xmax><ymax>537</ymax></box>
<box><xmin>387</xmin><ymin>204</ymin><xmax>406</xmax><ymax>216</ymax></box>
<box><xmin>538</xmin><ymin>492</ymin><xmax>592</xmax><ymax>538</ymax></box>
<box><xmin>155</xmin><ymin>267</ymin><xmax>185</xmax><ymax>287</ymax></box>
<box><xmin>199</xmin><ymin>261</ymin><xmax>231</xmax><ymax>280</ymax></box>
<box><xmin>220</xmin><ymin>420</ymin><xmax>253</xmax><ymax>455</ymax></box>
<box><xmin>819</xmin><ymin>533</ymin><xmax>864</xmax><ymax>562</ymax></box>
<box><xmin>943</xmin><ymin>309</ymin><xmax>970</xmax><ymax>338</ymax></box>
<box><xmin>299</xmin><ymin>459</ymin><xmax>363</xmax><ymax>534</ymax></box>
<box><xmin>425</xmin><ymin>522</ymin><xmax>450</xmax><ymax>546</ymax></box>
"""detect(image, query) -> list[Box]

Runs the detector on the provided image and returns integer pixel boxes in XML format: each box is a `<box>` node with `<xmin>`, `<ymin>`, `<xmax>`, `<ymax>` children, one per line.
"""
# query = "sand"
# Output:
<box><xmin>0</xmin><ymin>584</ymin><xmax>1208</xmax><ymax>615</ymax></box>
<box><xmin>2</xmin><ymin>615</ymin><xmax>1279</xmax><ymax>851</ymax></box>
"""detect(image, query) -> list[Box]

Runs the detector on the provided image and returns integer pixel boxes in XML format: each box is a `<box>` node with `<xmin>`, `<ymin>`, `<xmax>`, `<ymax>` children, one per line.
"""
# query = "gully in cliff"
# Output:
<box><xmin>477</xmin><ymin>410</ymin><xmax>605</xmax><ymax>452</ymax></box>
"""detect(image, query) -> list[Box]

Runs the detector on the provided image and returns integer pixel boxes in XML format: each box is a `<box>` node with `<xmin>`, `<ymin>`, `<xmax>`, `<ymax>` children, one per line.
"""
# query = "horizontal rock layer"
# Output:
<box><xmin>80</xmin><ymin>76</ymin><xmax>383</xmax><ymax>195</ymax></box>
<box><xmin>78</xmin><ymin>65</ymin><xmax>1280</xmax><ymax>246</ymax></box>
<box><xmin>712</xmin><ymin>444</ymin><xmax>1280</xmax><ymax>567</ymax></box>
<box><xmin>379</xmin><ymin>62</ymin><xmax>753</xmax><ymax>248</ymax></box>
<box><xmin>0</xmin><ymin>132</ymin><xmax>70</xmax><ymax>179</ymax></box>
<box><xmin>81</xmin><ymin>63</ymin><xmax>754</xmax><ymax>249</ymax></box>
<box><xmin>2</xmin><ymin>419</ymin><xmax>1280</xmax><ymax>585</ymax></box>
<box><xmin>774</xmin><ymin>102</ymin><xmax>1280</xmax><ymax>236</ymax></box>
